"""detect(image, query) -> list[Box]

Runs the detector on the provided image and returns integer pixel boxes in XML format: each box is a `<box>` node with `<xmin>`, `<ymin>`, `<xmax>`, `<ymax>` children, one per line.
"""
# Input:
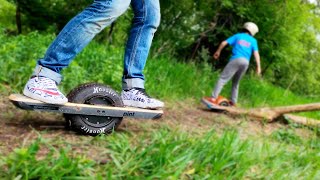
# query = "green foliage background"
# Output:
<box><xmin>4</xmin><ymin>0</ymin><xmax>320</xmax><ymax>96</ymax></box>
<box><xmin>0</xmin><ymin>1</ymin><xmax>320</xmax><ymax>179</ymax></box>
<box><xmin>1</xmin><ymin>0</ymin><xmax>320</xmax><ymax>97</ymax></box>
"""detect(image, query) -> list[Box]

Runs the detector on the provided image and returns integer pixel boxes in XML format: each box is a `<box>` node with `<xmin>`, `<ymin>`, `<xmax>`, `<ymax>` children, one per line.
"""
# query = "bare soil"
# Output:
<box><xmin>0</xmin><ymin>96</ymin><xmax>315</xmax><ymax>159</ymax></box>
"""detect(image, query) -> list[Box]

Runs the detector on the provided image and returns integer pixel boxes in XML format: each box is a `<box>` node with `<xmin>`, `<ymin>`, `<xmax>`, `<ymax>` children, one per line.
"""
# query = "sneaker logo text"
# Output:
<box><xmin>32</xmin><ymin>88</ymin><xmax>60</xmax><ymax>96</ymax></box>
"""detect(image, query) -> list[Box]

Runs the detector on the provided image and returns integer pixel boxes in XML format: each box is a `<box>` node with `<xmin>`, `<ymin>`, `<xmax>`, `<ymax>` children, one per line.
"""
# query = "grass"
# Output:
<box><xmin>0</xmin><ymin>128</ymin><xmax>319</xmax><ymax>179</ymax></box>
<box><xmin>0</xmin><ymin>31</ymin><xmax>320</xmax><ymax>118</ymax></box>
<box><xmin>0</xmin><ymin>137</ymin><xmax>96</xmax><ymax>179</ymax></box>
<box><xmin>0</xmin><ymin>31</ymin><xmax>319</xmax><ymax>179</ymax></box>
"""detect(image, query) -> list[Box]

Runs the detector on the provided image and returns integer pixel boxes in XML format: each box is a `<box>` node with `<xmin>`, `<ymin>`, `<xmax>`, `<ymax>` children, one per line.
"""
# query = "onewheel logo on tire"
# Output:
<box><xmin>93</xmin><ymin>87</ymin><xmax>116</xmax><ymax>96</ymax></box>
<box><xmin>81</xmin><ymin>126</ymin><xmax>106</xmax><ymax>134</ymax></box>
<box><xmin>123</xmin><ymin>112</ymin><xmax>135</xmax><ymax>117</ymax></box>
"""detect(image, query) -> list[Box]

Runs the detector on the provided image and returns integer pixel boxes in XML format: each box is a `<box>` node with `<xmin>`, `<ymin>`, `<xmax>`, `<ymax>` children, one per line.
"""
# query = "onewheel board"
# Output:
<box><xmin>9</xmin><ymin>94</ymin><xmax>163</xmax><ymax>119</ymax></box>
<box><xmin>201</xmin><ymin>98</ymin><xmax>229</xmax><ymax>111</ymax></box>
<box><xmin>206</xmin><ymin>104</ymin><xmax>229</xmax><ymax>111</ymax></box>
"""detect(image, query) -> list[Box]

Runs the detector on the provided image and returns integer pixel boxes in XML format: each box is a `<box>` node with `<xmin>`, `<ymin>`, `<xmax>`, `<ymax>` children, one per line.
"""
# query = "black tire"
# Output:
<box><xmin>64</xmin><ymin>83</ymin><xmax>123</xmax><ymax>136</ymax></box>
<box><xmin>219</xmin><ymin>100</ymin><xmax>230</xmax><ymax>107</ymax></box>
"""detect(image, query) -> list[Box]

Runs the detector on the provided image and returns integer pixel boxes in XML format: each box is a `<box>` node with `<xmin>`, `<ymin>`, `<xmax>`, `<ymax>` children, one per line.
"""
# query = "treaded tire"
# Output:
<box><xmin>64</xmin><ymin>83</ymin><xmax>123</xmax><ymax>136</ymax></box>
<box><xmin>219</xmin><ymin>100</ymin><xmax>230</xmax><ymax>107</ymax></box>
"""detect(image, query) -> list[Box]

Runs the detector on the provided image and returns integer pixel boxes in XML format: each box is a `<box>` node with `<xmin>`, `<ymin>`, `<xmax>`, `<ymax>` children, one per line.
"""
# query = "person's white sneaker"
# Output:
<box><xmin>121</xmin><ymin>88</ymin><xmax>164</xmax><ymax>109</ymax></box>
<box><xmin>23</xmin><ymin>76</ymin><xmax>68</xmax><ymax>104</ymax></box>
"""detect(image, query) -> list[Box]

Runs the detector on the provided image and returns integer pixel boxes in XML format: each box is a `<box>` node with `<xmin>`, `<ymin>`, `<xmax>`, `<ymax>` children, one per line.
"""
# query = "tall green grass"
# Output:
<box><xmin>0</xmin><ymin>137</ymin><xmax>96</xmax><ymax>179</ymax></box>
<box><xmin>0</xmin><ymin>13</ymin><xmax>319</xmax><ymax>180</ymax></box>
<box><xmin>1</xmin><ymin>32</ymin><xmax>320</xmax><ymax>118</ymax></box>
<box><xmin>1</xmin><ymin>130</ymin><xmax>319</xmax><ymax>179</ymax></box>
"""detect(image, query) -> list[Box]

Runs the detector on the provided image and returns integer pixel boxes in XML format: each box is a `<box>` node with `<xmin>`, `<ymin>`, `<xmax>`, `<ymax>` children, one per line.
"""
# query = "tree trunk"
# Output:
<box><xmin>16</xmin><ymin>0</ymin><xmax>22</xmax><ymax>34</ymax></box>
<box><xmin>108</xmin><ymin>22</ymin><xmax>115</xmax><ymax>43</ymax></box>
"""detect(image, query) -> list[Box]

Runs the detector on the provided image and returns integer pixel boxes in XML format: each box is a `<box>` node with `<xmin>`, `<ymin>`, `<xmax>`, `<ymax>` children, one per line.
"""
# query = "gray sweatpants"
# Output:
<box><xmin>212</xmin><ymin>58</ymin><xmax>249</xmax><ymax>103</ymax></box>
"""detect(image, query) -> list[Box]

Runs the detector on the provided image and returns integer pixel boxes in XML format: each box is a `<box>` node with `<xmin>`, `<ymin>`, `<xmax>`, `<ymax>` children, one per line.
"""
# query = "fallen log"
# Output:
<box><xmin>283</xmin><ymin>114</ymin><xmax>320</xmax><ymax>127</ymax></box>
<box><xmin>217</xmin><ymin>103</ymin><xmax>320</xmax><ymax>124</ymax></box>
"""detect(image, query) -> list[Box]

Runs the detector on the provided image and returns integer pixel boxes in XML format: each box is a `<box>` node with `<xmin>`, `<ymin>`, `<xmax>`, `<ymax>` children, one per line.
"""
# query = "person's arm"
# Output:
<box><xmin>253</xmin><ymin>51</ymin><xmax>261</xmax><ymax>76</ymax></box>
<box><xmin>213</xmin><ymin>40</ymin><xmax>228</xmax><ymax>60</ymax></box>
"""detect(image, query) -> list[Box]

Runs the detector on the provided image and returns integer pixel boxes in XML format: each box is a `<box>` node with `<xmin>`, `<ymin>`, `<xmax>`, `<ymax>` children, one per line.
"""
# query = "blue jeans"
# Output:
<box><xmin>33</xmin><ymin>0</ymin><xmax>160</xmax><ymax>90</ymax></box>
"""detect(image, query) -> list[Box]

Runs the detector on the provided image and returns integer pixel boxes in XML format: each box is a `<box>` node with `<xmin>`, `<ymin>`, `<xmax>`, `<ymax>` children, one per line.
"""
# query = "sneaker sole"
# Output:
<box><xmin>122</xmin><ymin>100</ymin><xmax>163</xmax><ymax>110</ymax></box>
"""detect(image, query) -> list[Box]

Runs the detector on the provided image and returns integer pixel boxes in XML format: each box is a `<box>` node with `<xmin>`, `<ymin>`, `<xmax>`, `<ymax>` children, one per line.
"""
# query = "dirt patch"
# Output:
<box><xmin>0</xmin><ymin>96</ymin><xmax>315</xmax><ymax>158</ymax></box>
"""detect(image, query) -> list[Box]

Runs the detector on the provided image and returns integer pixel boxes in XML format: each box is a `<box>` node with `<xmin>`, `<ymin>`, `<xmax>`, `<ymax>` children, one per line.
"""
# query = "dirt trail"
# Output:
<box><xmin>0</xmin><ymin>96</ymin><xmax>314</xmax><ymax>156</ymax></box>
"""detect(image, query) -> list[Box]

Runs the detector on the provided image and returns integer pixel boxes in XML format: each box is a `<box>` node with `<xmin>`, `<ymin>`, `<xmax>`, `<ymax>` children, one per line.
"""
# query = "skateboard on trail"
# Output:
<box><xmin>9</xmin><ymin>83</ymin><xmax>163</xmax><ymax>136</ymax></box>
<box><xmin>201</xmin><ymin>96</ymin><xmax>232</xmax><ymax>111</ymax></box>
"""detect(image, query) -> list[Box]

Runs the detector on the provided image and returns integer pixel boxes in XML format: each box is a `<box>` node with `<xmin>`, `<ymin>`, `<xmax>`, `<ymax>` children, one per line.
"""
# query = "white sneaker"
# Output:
<box><xmin>121</xmin><ymin>88</ymin><xmax>164</xmax><ymax>109</ymax></box>
<box><xmin>23</xmin><ymin>77</ymin><xmax>68</xmax><ymax>105</ymax></box>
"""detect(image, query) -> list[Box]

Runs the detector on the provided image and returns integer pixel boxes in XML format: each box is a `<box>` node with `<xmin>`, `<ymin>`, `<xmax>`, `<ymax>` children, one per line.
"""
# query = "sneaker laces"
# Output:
<box><xmin>35</xmin><ymin>77</ymin><xmax>58</xmax><ymax>89</ymax></box>
<box><xmin>134</xmin><ymin>88</ymin><xmax>151</xmax><ymax>98</ymax></box>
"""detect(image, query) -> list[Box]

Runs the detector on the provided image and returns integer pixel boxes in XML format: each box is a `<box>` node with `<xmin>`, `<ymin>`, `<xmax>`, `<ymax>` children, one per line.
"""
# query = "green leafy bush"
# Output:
<box><xmin>0</xmin><ymin>0</ymin><xmax>16</xmax><ymax>32</ymax></box>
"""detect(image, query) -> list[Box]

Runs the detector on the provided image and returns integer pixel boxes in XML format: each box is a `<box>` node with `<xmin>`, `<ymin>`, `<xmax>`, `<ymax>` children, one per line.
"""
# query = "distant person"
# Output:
<box><xmin>23</xmin><ymin>0</ymin><xmax>164</xmax><ymax>109</ymax></box>
<box><xmin>202</xmin><ymin>22</ymin><xmax>261</xmax><ymax>107</ymax></box>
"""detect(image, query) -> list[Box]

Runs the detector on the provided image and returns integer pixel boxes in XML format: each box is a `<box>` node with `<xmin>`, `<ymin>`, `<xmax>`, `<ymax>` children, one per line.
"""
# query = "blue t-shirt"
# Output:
<box><xmin>226</xmin><ymin>33</ymin><xmax>258</xmax><ymax>61</ymax></box>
